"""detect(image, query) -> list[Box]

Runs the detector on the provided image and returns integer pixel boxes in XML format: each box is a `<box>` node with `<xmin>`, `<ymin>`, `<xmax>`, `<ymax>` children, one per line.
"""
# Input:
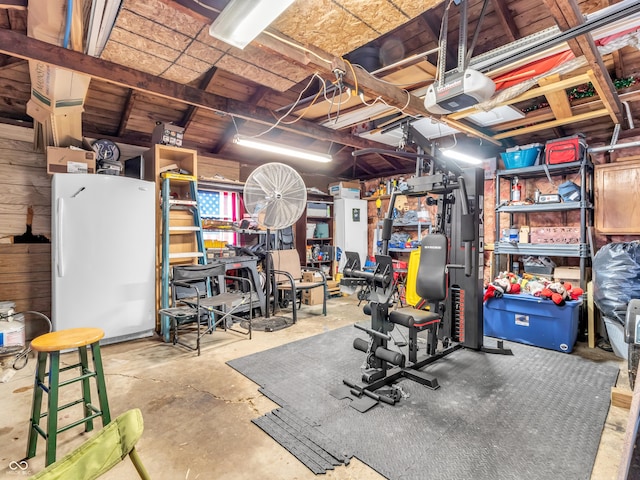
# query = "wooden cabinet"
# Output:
<box><xmin>595</xmin><ymin>160</ymin><xmax>640</xmax><ymax>234</ymax></box>
<box><xmin>294</xmin><ymin>194</ymin><xmax>334</xmax><ymax>277</ymax></box>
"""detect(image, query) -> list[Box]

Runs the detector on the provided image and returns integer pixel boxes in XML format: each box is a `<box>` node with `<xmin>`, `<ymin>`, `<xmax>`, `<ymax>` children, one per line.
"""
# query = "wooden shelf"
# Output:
<box><xmin>143</xmin><ymin>144</ymin><xmax>198</xmax><ymax>326</ymax></box>
<box><xmin>295</xmin><ymin>193</ymin><xmax>335</xmax><ymax>278</ymax></box>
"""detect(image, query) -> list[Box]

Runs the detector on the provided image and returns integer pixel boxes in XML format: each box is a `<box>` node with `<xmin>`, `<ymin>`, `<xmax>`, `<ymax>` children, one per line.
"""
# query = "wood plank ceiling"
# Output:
<box><xmin>0</xmin><ymin>0</ymin><xmax>640</xmax><ymax>181</ymax></box>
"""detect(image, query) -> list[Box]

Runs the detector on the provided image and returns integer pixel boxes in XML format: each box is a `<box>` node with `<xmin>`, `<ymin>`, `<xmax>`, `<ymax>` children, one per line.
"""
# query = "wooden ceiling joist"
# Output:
<box><xmin>543</xmin><ymin>0</ymin><xmax>624</xmax><ymax>126</ymax></box>
<box><xmin>490</xmin><ymin>0</ymin><xmax>519</xmax><ymax>42</ymax></box>
<box><xmin>116</xmin><ymin>89</ymin><xmax>136</xmax><ymax>137</ymax></box>
<box><xmin>0</xmin><ymin>1</ymin><xmax>26</xmax><ymax>9</ymax></box>
<box><xmin>257</xmin><ymin>29</ymin><xmax>501</xmax><ymax>146</ymax></box>
<box><xmin>179</xmin><ymin>67</ymin><xmax>219</xmax><ymax>131</ymax></box>
<box><xmin>493</xmin><ymin>107</ymin><xmax>610</xmax><ymax>140</ymax></box>
<box><xmin>538</xmin><ymin>74</ymin><xmax>573</xmax><ymax>119</ymax></box>
<box><xmin>0</xmin><ymin>28</ymin><xmax>389</xmax><ymax>152</ymax></box>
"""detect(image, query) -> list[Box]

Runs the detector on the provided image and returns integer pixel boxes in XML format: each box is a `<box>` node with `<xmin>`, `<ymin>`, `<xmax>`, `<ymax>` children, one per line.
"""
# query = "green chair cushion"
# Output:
<box><xmin>29</xmin><ymin>409</ymin><xmax>145</xmax><ymax>480</ymax></box>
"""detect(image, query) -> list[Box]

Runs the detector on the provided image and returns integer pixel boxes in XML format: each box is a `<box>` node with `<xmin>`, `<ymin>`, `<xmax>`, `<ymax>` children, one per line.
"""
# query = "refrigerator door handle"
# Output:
<box><xmin>56</xmin><ymin>198</ymin><xmax>64</xmax><ymax>277</ymax></box>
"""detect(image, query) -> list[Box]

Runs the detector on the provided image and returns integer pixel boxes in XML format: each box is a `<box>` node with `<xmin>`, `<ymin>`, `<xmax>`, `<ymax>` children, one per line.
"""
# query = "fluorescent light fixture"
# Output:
<box><xmin>411</xmin><ymin>117</ymin><xmax>459</xmax><ymax>139</ymax></box>
<box><xmin>442</xmin><ymin>149</ymin><xmax>482</xmax><ymax>165</ymax></box>
<box><xmin>467</xmin><ymin>105</ymin><xmax>525</xmax><ymax>127</ymax></box>
<box><xmin>209</xmin><ymin>0</ymin><xmax>295</xmax><ymax>49</ymax></box>
<box><xmin>233</xmin><ymin>135</ymin><xmax>332</xmax><ymax>163</ymax></box>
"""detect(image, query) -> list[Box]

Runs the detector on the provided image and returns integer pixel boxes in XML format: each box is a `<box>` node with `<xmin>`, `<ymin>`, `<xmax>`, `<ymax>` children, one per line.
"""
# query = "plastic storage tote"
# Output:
<box><xmin>500</xmin><ymin>144</ymin><xmax>543</xmax><ymax>169</ymax></box>
<box><xmin>483</xmin><ymin>293</ymin><xmax>582</xmax><ymax>353</ymax></box>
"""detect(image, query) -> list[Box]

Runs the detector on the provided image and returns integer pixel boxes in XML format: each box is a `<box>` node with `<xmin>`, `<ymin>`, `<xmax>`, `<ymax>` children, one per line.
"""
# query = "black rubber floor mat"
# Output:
<box><xmin>252</xmin><ymin>407</ymin><xmax>351</xmax><ymax>474</ymax></box>
<box><xmin>229</xmin><ymin>326</ymin><xmax>619</xmax><ymax>480</ymax></box>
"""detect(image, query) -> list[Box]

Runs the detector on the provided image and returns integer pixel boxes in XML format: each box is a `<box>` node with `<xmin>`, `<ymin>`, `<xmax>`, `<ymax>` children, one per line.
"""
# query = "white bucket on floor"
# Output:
<box><xmin>0</xmin><ymin>316</ymin><xmax>25</xmax><ymax>355</ymax></box>
<box><xmin>0</xmin><ymin>301</ymin><xmax>25</xmax><ymax>356</ymax></box>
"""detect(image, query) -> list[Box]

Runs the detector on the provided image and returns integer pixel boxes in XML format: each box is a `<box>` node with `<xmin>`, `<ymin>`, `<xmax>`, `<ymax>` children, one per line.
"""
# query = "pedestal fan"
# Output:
<box><xmin>243</xmin><ymin>162</ymin><xmax>307</xmax><ymax>330</ymax></box>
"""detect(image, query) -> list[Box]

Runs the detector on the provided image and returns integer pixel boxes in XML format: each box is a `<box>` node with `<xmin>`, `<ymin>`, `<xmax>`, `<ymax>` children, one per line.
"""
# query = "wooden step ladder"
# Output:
<box><xmin>160</xmin><ymin>173</ymin><xmax>207</xmax><ymax>342</ymax></box>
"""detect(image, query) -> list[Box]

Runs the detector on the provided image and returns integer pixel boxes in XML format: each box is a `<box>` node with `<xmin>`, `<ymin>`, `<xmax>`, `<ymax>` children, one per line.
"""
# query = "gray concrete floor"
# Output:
<box><xmin>0</xmin><ymin>295</ymin><xmax>628</xmax><ymax>479</ymax></box>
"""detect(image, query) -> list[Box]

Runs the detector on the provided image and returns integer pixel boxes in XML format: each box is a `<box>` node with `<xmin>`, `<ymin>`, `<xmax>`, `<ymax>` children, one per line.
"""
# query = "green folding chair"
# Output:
<box><xmin>29</xmin><ymin>408</ymin><xmax>150</xmax><ymax>480</ymax></box>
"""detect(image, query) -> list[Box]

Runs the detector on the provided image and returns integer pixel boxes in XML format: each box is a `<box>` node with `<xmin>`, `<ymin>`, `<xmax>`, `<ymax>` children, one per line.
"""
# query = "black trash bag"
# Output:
<box><xmin>593</xmin><ymin>241</ymin><xmax>640</xmax><ymax>324</ymax></box>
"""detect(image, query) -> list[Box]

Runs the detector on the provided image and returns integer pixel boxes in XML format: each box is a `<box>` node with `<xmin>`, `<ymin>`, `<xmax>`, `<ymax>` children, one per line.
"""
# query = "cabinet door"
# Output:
<box><xmin>595</xmin><ymin>161</ymin><xmax>640</xmax><ymax>234</ymax></box>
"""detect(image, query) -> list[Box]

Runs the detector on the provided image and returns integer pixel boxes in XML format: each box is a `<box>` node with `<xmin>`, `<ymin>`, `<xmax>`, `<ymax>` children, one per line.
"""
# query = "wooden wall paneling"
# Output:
<box><xmin>0</xmin><ymin>130</ymin><xmax>51</xmax><ymax>337</ymax></box>
<box><xmin>0</xmin><ymin>136</ymin><xmax>49</xmax><ymax>239</ymax></box>
<box><xmin>198</xmin><ymin>155</ymin><xmax>240</xmax><ymax>181</ymax></box>
<box><xmin>0</xmin><ymin>244</ymin><xmax>51</xmax><ymax>339</ymax></box>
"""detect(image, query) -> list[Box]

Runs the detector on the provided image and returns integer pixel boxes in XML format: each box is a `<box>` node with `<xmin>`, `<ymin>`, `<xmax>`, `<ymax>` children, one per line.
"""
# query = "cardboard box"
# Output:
<box><xmin>529</xmin><ymin>226</ymin><xmax>580</xmax><ymax>244</ymax></box>
<box><xmin>307</xmin><ymin>202</ymin><xmax>330</xmax><ymax>217</ymax></box>
<box><xmin>302</xmin><ymin>271</ymin><xmax>323</xmax><ymax>282</ymax></box>
<box><xmin>28</xmin><ymin>61</ymin><xmax>90</xmax><ymax>113</ymax></box>
<box><xmin>329</xmin><ymin>181</ymin><xmax>360</xmax><ymax>199</ymax></box>
<box><xmin>152</xmin><ymin>123</ymin><xmax>185</xmax><ymax>147</ymax></box>
<box><xmin>46</xmin><ymin>147</ymin><xmax>96</xmax><ymax>174</ymax></box>
<box><xmin>302</xmin><ymin>286</ymin><xmax>325</xmax><ymax>305</ymax></box>
<box><xmin>484</xmin><ymin>293</ymin><xmax>581</xmax><ymax>353</ymax></box>
<box><xmin>27</xmin><ymin>100</ymin><xmax>84</xmax><ymax>148</ymax></box>
<box><xmin>554</xmin><ymin>266</ymin><xmax>590</xmax><ymax>283</ymax></box>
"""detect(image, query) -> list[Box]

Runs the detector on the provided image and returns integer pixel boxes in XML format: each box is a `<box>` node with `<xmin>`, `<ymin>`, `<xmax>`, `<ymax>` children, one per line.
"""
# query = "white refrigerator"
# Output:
<box><xmin>52</xmin><ymin>174</ymin><xmax>156</xmax><ymax>344</ymax></box>
<box><xmin>334</xmin><ymin>198</ymin><xmax>368</xmax><ymax>268</ymax></box>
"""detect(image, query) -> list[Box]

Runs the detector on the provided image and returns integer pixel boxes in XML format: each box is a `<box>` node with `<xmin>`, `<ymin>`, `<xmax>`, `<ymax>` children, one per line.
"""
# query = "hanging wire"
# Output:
<box><xmin>279</xmin><ymin>89</ymin><xmax>322</xmax><ymax>125</ymax></box>
<box><xmin>6</xmin><ymin>310</ymin><xmax>53</xmax><ymax>370</ymax></box>
<box><xmin>246</xmin><ymin>73</ymin><xmax>326</xmax><ymax>138</ymax></box>
<box><xmin>231</xmin><ymin>115</ymin><xmax>240</xmax><ymax>134</ymax></box>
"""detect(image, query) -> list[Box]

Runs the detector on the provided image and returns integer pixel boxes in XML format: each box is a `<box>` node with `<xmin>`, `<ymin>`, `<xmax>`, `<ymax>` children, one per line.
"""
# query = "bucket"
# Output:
<box><xmin>306</xmin><ymin>223</ymin><xmax>316</xmax><ymax>239</ymax></box>
<box><xmin>315</xmin><ymin>223</ymin><xmax>329</xmax><ymax>239</ymax></box>
<box><xmin>0</xmin><ymin>304</ymin><xmax>25</xmax><ymax>356</ymax></box>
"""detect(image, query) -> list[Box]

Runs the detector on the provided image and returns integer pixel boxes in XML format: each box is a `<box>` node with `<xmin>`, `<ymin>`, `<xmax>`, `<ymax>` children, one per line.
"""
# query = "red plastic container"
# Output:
<box><xmin>544</xmin><ymin>134</ymin><xmax>587</xmax><ymax>165</ymax></box>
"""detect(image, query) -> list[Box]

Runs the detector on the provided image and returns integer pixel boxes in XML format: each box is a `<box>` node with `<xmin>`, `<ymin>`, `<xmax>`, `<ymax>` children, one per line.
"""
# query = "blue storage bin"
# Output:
<box><xmin>500</xmin><ymin>145</ymin><xmax>542</xmax><ymax>169</ymax></box>
<box><xmin>483</xmin><ymin>293</ymin><xmax>581</xmax><ymax>353</ymax></box>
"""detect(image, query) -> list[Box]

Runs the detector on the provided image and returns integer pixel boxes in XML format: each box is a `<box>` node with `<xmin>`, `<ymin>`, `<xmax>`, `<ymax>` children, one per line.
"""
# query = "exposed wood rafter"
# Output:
<box><xmin>0</xmin><ymin>1</ymin><xmax>26</xmax><ymax>9</ymax></box>
<box><xmin>0</xmin><ymin>28</ymin><xmax>389</xmax><ymax>151</ymax></box>
<box><xmin>490</xmin><ymin>0</ymin><xmax>519</xmax><ymax>42</ymax></box>
<box><xmin>538</xmin><ymin>74</ymin><xmax>573</xmax><ymax>119</ymax></box>
<box><xmin>179</xmin><ymin>67</ymin><xmax>218</xmax><ymax>130</ymax></box>
<box><xmin>211</xmin><ymin>86</ymin><xmax>270</xmax><ymax>154</ymax></box>
<box><xmin>116</xmin><ymin>90</ymin><xmax>136</xmax><ymax>137</ymax></box>
<box><xmin>256</xmin><ymin>30</ymin><xmax>501</xmax><ymax>146</ymax></box>
<box><xmin>543</xmin><ymin>0</ymin><xmax>624</xmax><ymax>126</ymax></box>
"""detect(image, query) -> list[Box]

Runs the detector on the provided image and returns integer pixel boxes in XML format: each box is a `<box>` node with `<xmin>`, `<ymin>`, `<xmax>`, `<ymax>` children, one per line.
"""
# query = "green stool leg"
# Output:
<box><xmin>91</xmin><ymin>342</ymin><xmax>111</xmax><ymax>425</ymax></box>
<box><xmin>26</xmin><ymin>352</ymin><xmax>47</xmax><ymax>459</ymax></box>
<box><xmin>78</xmin><ymin>346</ymin><xmax>94</xmax><ymax>433</ymax></box>
<box><xmin>45</xmin><ymin>351</ymin><xmax>60</xmax><ymax>467</ymax></box>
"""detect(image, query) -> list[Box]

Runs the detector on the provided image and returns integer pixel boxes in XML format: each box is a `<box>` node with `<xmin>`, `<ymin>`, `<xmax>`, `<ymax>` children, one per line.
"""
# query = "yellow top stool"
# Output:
<box><xmin>26</xmin><ymin>327</ymin><xmax>111</xmax><ymax>467</ymax></box>
<box><xmin>31</xmin><ymin>327</ymin><xmax>105</xmax><ymax>352</ymax></box>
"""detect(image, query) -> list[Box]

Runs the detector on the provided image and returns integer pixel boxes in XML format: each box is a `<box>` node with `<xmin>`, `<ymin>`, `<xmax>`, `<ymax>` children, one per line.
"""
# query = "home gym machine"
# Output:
<box><xmin>334</xmin><ymin>127</ymin><xmax>511</xmax><ymax>412</ymax></box>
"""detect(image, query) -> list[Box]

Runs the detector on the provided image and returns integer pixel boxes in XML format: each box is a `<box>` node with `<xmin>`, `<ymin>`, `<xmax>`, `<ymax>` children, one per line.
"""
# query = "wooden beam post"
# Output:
<box><xmin>0</xmin><ymin>29</ymin><xmax>390</xmax><ymax>151</ymax></box>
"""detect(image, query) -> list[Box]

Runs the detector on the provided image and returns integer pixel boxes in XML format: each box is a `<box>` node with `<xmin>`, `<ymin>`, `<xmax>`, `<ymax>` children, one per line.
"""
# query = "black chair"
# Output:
<box><xmin>388</xmin><ymin>234</ymin><xmax>448</xmax><ymax>363</ymax></box>
<box><xmin>269</xmin><ymin>249</ymin><xmax>327</xmax><ymax>323</ymax></box>
<box><xmin>159</xmin><ymin>262</ymin><xmax>254</xmax><ymax>355</ymax></box>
